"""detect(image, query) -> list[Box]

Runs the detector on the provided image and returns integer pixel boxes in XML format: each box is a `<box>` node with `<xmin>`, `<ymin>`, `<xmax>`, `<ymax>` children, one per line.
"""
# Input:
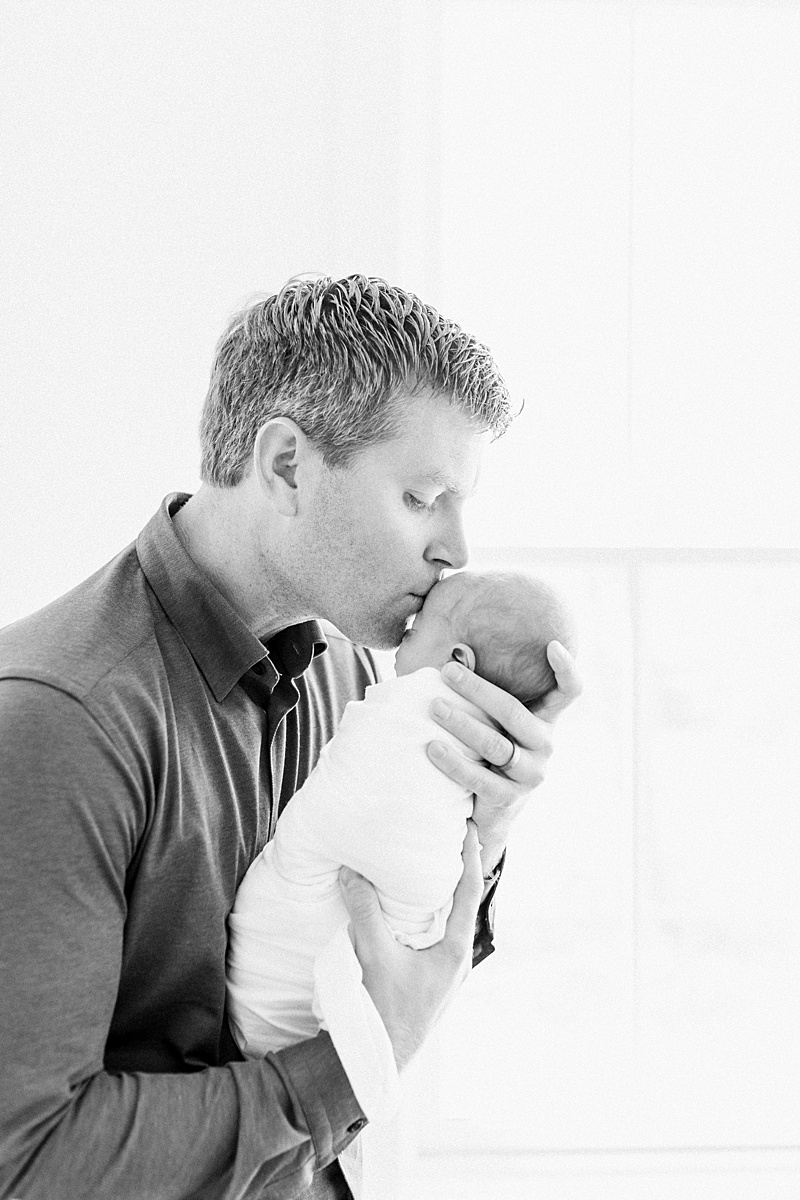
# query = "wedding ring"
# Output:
<box><xmin>500</xmin><ymin>741</ymin><xmax>521</xmax><ymax>773</ymax></box>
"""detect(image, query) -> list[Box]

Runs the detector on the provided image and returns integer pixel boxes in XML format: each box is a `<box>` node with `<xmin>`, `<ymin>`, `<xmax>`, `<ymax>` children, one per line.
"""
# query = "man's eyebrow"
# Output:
<box><xmin>414</xmin><ymin>469</ymin><xmax>476</xmax><ymax>497</ymax></box>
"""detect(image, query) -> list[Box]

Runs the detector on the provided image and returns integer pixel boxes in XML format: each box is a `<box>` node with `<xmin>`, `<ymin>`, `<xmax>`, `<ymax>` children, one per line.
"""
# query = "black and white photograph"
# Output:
<box><xmin>1</xmin><ymin>3</ymin><xmax>798</xmax><ymax>1198</ymax></box>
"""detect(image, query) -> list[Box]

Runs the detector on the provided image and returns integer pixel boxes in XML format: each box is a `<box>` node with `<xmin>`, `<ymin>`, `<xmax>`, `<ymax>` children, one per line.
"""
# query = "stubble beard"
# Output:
<box><xmin>336</xmin><ymin>607</ymin><xmax>409</xmax><ymax>651</ymax></box>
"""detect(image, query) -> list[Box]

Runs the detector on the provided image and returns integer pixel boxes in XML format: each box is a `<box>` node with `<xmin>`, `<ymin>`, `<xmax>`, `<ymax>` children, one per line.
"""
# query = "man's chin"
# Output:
<box><xmin>359</xmin><ymin>628</ymin><xmax>407</xmax><ymax>652</ymax></box>
<box><xmin>335</xmin><ymin>614</ymin><xmax>408</xmax><ymax>651</ymax></box>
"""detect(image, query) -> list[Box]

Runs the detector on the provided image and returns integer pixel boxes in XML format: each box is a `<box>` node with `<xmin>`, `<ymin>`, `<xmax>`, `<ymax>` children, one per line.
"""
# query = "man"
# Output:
<box><xmin>0</xmin><ymin>276</ymin><xmax>580</xmax><ymax>1199</ymax></box>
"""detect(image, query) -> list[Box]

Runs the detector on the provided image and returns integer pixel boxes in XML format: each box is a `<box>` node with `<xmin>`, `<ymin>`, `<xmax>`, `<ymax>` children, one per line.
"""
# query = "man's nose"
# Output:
<box><xmin>425</xmin><ymin>514</ymin><xmax>469</xmax><ymax>571</ymax></box>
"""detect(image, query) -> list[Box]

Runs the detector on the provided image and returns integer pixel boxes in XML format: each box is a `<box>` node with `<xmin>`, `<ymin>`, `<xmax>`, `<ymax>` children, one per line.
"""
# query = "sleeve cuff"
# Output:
<box><xmin>269</xmin><ymin>1031</ymin><xmax>368</xmax><ymax>1167</ymax></box>
<box><xmin>473</xmin><ymin>849</ymin><xmax>506</xmax><ymax>967</ymax></box>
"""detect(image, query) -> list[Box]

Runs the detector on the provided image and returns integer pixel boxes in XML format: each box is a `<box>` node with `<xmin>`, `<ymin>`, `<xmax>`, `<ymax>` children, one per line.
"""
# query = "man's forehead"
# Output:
<box><xmin>369</xmin><ymin>393</ymin><xmax>488</xmax><ymax>488</ymax></box>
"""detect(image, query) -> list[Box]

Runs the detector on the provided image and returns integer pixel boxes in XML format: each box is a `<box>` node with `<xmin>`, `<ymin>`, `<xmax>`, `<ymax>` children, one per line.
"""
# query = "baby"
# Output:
<box><xmin>226</xmin><ymin>571</ymin><xmax>575</xmax><ymax>1128</ymax></box>
<box><xmin>393</xmin><ymin>568</ymin><xmax>574</xmax><ymax>703</ymax></box>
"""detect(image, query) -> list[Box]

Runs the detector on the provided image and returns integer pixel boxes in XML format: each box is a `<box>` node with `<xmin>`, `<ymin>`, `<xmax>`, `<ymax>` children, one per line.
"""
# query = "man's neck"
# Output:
<box><xmin>172</xmin><ymin>484</ymin><xmax>311</xmax><ymax>640</ymax></box>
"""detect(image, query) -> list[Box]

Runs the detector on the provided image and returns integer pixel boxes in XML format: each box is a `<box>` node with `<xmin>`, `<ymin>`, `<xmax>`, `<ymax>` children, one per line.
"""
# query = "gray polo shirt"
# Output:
<box><xmin>0</xmin><ymin>494</ymin><xmax>498</xmax><ymax>1200</ymax></box>
<box><xmin>0</xmin><ymin>494</ymin><xmax>381</xmax><ymax>1199</ymax></box>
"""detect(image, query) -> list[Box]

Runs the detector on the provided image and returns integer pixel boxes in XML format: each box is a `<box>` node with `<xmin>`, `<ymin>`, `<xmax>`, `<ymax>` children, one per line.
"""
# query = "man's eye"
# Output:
<box><xmin>404</xmin><ymin>493</ymin><xmax>433</xmax><ymax>512</ymax></box>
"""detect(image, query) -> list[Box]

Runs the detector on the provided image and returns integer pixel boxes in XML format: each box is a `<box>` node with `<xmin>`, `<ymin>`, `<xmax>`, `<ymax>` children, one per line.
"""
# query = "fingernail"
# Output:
<box><xmin>428</xmin><ymin>740</ymin><xmax>448</xmax><ymax>760</ymax></box>
<box><xmin>431</xmin><ymin>699</ymin><xmax>450</xmax><ymax>719</ymax></box>
<box><xmin>442</xmin><ymin>662</ymin><xmax>463</xmax><ymax>682</ymax></box>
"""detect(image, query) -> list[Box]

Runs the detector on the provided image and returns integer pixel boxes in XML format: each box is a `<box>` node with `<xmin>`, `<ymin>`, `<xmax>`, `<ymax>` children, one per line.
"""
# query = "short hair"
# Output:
<box><xmin>199</xmin><ymin>274</ymin><xmax>512</xmax><ymax>485</ymax></box>
<box><xmin>450</xmin><ymin>572</ymin><xmax>578</xmax><ymax>706</ymax></box>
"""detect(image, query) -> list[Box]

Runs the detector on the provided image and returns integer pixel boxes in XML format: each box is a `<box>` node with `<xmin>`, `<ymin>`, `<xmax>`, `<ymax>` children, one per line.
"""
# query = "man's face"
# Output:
<box><xmin>297</xmin><ymin>394</ymin><xmax>487</xmax><ymax>649</ymax></box>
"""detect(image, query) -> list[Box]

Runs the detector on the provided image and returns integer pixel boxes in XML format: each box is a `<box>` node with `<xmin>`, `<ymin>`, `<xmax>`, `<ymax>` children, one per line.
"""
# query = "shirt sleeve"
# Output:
<box><xmin>472</xmin><ymin>851</ymin><xmax>505</xmax><ymax>967</ymax></box>
<box><xmin>0</xmin><ymin>680</ymin><xmax>365</xmax><ymax>1200</ymax></box>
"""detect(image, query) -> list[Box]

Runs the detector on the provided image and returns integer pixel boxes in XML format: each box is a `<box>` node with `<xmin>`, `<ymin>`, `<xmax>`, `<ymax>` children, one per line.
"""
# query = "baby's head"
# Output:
<box><xmin>394</xmin><ymin>570</ymin><xmax>577</xmax><ymax>705</ymax></box>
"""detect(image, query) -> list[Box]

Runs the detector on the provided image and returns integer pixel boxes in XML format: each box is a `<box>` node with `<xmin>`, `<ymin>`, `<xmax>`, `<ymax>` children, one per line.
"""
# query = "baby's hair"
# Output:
<box><xmin>449</xmin><ymin>571</ymin><xmax>577</xmax><ymax>705</ymax></box>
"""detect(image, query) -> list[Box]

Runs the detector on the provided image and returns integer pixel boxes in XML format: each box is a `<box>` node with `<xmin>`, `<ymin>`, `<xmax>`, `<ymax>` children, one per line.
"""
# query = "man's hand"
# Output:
<box><xmin>338</xmin><ymin>821</ymin><xmax>484</xmax><ymax>1072</ymax></box>
<box><xmin>426</xmin><ymin>640</ymin><xmax>582</xmax><ymax>875</ymax></box>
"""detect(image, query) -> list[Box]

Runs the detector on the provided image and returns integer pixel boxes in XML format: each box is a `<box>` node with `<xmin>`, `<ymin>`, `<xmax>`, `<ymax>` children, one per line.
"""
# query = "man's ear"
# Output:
<box><xmin>253</xmin><ymin>418</ymin><xmax>312</xmax><ymax>517</ymax></box>
<box><xmin>451</xmin><ymin>644</ymin><xmax>476</xmax><ymax>672</ymax></box>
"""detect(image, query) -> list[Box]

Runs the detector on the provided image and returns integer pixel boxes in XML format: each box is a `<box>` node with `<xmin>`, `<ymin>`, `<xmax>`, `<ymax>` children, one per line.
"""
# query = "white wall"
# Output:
<box><xmin>2</xmin><ymin>3</ymin><xmax>799</xmax><ymax>1197</ymax></box>
<box><xmin>0</xmin><ymin>0</ymin><xmax>440</xmax><ymax>622</ymax></box>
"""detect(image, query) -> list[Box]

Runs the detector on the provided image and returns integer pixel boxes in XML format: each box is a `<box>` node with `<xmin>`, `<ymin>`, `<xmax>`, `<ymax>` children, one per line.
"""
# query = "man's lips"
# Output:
<box><xmin>411</xmin><ymin>577</ymin><xmax>441</xmax><ymax>601</ymax></box>
<box><xmin>407</xmin><ymin>576</ymin><xmax>441</xmax><ymax>612</ymax></box>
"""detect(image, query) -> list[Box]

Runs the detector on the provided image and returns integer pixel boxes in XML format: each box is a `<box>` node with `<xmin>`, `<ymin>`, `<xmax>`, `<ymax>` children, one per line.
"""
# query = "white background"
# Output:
<box><xmin>1</xmin><ymin>2</ymin><xmax>799</xmax><ymax>1197</ymax></box>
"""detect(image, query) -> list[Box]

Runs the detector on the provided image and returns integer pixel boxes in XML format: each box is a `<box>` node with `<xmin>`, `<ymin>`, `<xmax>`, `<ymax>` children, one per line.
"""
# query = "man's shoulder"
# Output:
<box><xmin>0</xmin><ymin>540</ymin><xmax>156</xmax><ymax>704</ymax></box>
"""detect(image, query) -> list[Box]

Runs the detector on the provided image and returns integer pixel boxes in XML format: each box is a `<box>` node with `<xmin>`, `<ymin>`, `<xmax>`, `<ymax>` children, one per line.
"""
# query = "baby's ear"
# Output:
<box><xmin>451</xmin><ymin>644</ymin><xmax>476</xmax><ymax>672</ymax></box>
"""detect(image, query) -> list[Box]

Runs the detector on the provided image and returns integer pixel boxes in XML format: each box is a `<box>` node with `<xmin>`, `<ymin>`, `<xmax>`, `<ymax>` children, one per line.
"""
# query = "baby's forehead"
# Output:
<box><xmin>431</xmin><ymin>572</ymin><xmax>505</xmax><ymax>622</ymax></box>
<box><xmin>438</xmin><ymin>570</ymin><xmax>511</xmax><ymax>597</ymax></box>
<box><xmin>432</xmin><ymin>571</ymin><xmax>483</xmax><ymax>609</ymax></box>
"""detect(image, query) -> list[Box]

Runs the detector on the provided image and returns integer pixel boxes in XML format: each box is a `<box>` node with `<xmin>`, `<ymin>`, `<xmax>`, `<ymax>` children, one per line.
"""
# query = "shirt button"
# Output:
<box><xmin>347</xmin><ymin>1118</ymin><xmax>367</xmax><ymax>1134</ymax></box>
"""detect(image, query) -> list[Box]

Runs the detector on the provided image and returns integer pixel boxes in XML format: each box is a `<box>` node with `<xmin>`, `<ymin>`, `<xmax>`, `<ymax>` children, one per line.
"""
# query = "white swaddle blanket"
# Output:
<box><xmin>226</xmin><ymin>668</ymin><xmax>483</xmax><ymax>1125</ymax></box>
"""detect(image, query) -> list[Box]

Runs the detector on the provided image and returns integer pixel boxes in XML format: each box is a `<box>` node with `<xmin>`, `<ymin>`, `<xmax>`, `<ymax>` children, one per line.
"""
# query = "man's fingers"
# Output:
<box><xmin>438</xmin><ymin>647</ymin><xmax>582</xmax><ymax>741</ymax></box>
<box><xmin>439</xmin><ymin>662</ymin><xmax>529</xmax><ymax>740</ymax></box>
<box><xmin>442</xmin><ymin>821</ymin><xmax>484</xmax><ymax>954</ymax></box>
<box><xmin>533</xmin><ymin>641</ymin><xmax>583</xmax><ymax>722</ymax></box>
<box><xmin>430</xmin><ymin>699</ymin><xmax>518</xmax><ymax>769</ymax></box>
<box><xmin>427</xmin><ymin>733</ymin><xmax>510</xmax><ymax>794</ymax></box>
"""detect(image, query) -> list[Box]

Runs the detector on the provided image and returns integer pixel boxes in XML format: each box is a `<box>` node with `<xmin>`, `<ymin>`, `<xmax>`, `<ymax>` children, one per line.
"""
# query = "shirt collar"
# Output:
<box><xmin>136</xmin><ymin>493</ymin><xmax>327</xmax><ymax>702</ymax></box>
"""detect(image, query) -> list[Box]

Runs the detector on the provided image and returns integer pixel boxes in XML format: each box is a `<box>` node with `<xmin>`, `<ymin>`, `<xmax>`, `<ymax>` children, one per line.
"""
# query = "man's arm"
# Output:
<box><xmin>427</xmin><ymin>641</ymin><xmax>583</xmax><ymax>876</ymax></box>
<box><xmin>0</xmin><ymin>681</ymin><xmax>365</xmax><ymax>1200</ymax></box>
<box><xmin>427</xmin><ymin>642</ymin><xmax>581</xmax><ymax>968</ymax></box>
<box><xmin>338</xmin><ymin>821</ymin><xmax>484</xmax><ymax>1072</ymax></box>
